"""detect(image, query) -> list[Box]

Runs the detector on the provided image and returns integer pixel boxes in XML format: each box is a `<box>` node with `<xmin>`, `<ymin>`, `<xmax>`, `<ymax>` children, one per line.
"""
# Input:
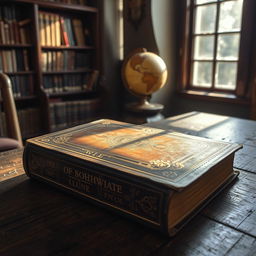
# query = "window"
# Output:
<box><xmin>178</xmin><ymin>0</ymin><xmax>256</xmax><ymax>100</ymax></box>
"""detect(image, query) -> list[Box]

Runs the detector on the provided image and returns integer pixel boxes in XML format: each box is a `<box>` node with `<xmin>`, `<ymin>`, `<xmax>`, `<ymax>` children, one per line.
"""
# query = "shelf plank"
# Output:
<box><xmin>0</xmin><ymin>44</ymin><xmax>33</xmax><ymax>48</ymax></box>
<box><xmin>43</xmin><ymin>69</ymin><xmax>91</xmax><ymax>75</ymax></box>
<box><xmin>47</xmin><ymin>90</ymin><xmax>97</xmax><ymax>98</ymax></box>
<box><xmin>0</xmin><ymin>95</ymin><xmax>37</xmax><ymax>103</ymax></box>
<box><xmin>41</xmin><ymin>46</ymin><xmax>95</xmax><ymax>50</ymax></box>
<box><xmin>5</xmin><ymin>71</ymin><xmax>35</xmax><ymax>75</ymax></box>
<box><xmin>14</xmin><ymin>0</ymin><xmax>98</xmax><ymax>13</ymax></box>
<box><xmin>15</xmin><ymin>95</ymin><xmax>38</xmax><ymax>101</ymax></box>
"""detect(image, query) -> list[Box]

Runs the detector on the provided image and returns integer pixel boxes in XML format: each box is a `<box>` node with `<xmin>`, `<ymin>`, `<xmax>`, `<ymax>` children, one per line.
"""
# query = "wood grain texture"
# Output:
<box><xmin>0</xmin><ymin>148</ymin><xmax>24</xmax><ymax>182</ymax></box>
<box><xmin>203</xmin><ymin>170</ymin><xmax>256</xmax><ymax>237</ymax></box>
<box><xmin>0</xmin><ymin>174</ymin><xmax>167</xmax><ymax>256</ymax></box>
<box><xmin>1</xmin><ymin>112</ymin><xmax>256</xmax><ymax>255</ymax></box>
<box><xmin>151</xmin><ymin>216</ymin><xmax>256</xmax><ymax>256</ymax></box>
<box><xmin>151</xmin><ymin>112</ymin><xmax>256</xmax><ymax>147</ymax></box>
<box><xmin>234</xmin><ymin>144</ymin><xmax>256</xmax><ymax>173</ymax></box>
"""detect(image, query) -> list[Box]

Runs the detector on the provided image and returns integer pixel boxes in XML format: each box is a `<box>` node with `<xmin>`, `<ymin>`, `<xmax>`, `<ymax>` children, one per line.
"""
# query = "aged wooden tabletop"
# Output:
<box><xmin>1</xmin><ymin>112</ymin><xmax>256</xmax><ymax>256</ymax></box>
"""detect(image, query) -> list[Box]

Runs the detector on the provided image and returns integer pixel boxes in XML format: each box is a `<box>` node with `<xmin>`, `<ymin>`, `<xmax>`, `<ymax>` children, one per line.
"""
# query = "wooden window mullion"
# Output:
<box><xmin>211</xmin><ymin>0</ymin><xmax>220</xmax><ymax>90</ymax></box>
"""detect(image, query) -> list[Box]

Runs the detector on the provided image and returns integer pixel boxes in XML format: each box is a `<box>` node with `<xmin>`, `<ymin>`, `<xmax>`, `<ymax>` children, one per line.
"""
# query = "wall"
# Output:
<box><xmin>101</xmin><ymin>0</ymin><xmax>123</xmax><ymax>119</ymax></box>
<box><xmin>151</xmin><ymin>0</ymin><xmax>177</xmax><ymax>116</ymax></box>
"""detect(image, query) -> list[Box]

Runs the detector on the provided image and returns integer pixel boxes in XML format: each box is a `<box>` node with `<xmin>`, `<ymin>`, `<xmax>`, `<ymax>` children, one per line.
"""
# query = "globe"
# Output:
<box><xmin>122</xmin><ymin>49</ymin><xmax>168</xmax><ymax>97</ymax></box>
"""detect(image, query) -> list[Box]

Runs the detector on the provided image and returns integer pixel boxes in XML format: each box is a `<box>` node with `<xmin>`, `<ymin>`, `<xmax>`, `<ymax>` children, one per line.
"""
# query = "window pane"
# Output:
<box><xmin>217</xmin><ymin>34</ymin><xmax>240</xmax><ymax>60</ymax></box>
<box><xmin>218</xmin><ymin>0</ymin><xmax>243</xmax><ymax>32</ymax></box>
<box><xmin>192</xmin><ymin>61</ymin><xmax>212</xmax><ymax>87</ymax></box>
<box><xmin>196</xmin><ymin>0</ymin><xmax>217</xmax><ymax>4</ymax></box>
<box><xmin>194</xmin><ymin>36</ymin><xmax>214</xmax><ymax>60</ymax></box>
<box><xmin>215</xmin><ymin>62</ymin><xmax>237</xmax><ymax>90</ymax></box>
<box><xmin>195</xmin><ymin>4</ymin><xmax>217</xmax><ymax>33</ymax></box>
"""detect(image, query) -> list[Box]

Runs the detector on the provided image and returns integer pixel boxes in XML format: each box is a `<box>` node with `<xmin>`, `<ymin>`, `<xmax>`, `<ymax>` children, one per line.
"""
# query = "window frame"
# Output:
<box><xmin>177</xmin><ymin>0</ymin><xmax>256</xmax><ymax>102</ymax></box>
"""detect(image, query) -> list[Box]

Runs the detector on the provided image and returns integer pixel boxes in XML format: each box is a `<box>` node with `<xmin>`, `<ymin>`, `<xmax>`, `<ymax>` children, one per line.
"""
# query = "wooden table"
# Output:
<box><xmin>1</xmin><ymin>112</ymin><xmax>256</xmax><ymax>255</ymax></box>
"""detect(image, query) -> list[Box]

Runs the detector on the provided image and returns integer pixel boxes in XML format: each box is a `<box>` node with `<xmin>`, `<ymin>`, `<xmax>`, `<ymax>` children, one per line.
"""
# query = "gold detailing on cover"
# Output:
<box><xmin>141</xmin><ymin>128</ymin><xmax>159</xmax><ymax>135</ymax></box>
<box><xmin>162</xmin><ymin>171</ymin><xmax>179</xmax><ymax>179</ymax></box>
<box><xmin>102</xmin><ymin>120</ymin><xmax>113</xmax><ymax>125</ymax></box>
<box><xmin>147</xmin><ymin>160</ymin><xmax>184</xmax><ymax>170</ymax></box>
<box><xmin>149</xmin><ymin>160</ymin><xmax>171</xmax><ymax>169</ymax></box>
<box><xmin>136</xmin><ymin>195</ymin><xmax>157</xmax><ymax>218</ymax></box>
<box><xmin>40</xmin><ymin>138</ymin><xmax>51</xmax><ymax>143</ymax></box>
<box><xmin>30</xmin><ymin>152</ymin><xmax>58</xmax><ymax>179</ymax></box>
<box><xmin>53</xmin><ymin>135</ymin><xmax>72</xmax><ymax>144</ymax></box>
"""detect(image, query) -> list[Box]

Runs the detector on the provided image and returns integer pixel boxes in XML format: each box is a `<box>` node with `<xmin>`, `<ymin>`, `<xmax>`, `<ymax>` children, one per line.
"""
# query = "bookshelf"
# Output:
<box><xmin>0</xmin><ymin>0</ymin><xmax>102</xmax><ymax>139</ymax></box>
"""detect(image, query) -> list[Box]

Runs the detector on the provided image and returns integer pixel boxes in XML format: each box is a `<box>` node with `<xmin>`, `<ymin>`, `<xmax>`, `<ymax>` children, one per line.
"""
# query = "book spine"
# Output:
<box><xmin>23</xmin><ymin>144</ymin><xmax>169</xmax><ymax>233</ymax></box>
<box><xmin>59</xmin><ymin>16</ymin><xmax>69</xmax><ymax>46</ymax></box>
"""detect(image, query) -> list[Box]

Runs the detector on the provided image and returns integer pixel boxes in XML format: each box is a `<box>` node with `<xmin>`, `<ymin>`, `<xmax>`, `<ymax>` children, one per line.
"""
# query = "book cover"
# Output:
<box><xmin>25</xmin><ymin>119</ymin><xmax>241</xmax><ymax>189</ymax></box>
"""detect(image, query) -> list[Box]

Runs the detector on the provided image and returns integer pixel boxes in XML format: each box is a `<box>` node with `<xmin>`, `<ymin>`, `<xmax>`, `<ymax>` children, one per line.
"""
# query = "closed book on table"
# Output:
<box><xmin>23</xmin><ymin>119</ymin><xmax>242</xmax><ymax>236</ymax></box>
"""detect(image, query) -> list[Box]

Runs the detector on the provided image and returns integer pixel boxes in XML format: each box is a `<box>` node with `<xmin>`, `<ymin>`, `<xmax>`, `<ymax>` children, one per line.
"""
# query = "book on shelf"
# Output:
<box><xmin>45</xmin><ymin>13</ymin><xmax>52</xmax><ymax>46</ymax></box>
<box><xmin>23</xmin><ymin>119</ymin><xmax>242</xmax><ymax>236</ymax></box>
<box><xmin>72</xmin><ymin>18</ymin><xmax>85</xmax><ymax>46</ymax></box>
<box><xmin>86</xmin><ymin>69</ymin><xmax>99</xmax><ymax>91</ymax></box>
<box><xmin>50</xmin><ymin>13</ymin><xmax>56</xmax><ymax>46</ymax></box>
<box><xmin>59</xmin><ymin>15</ymin><xmax>69</xmax><ymax>46</ymax></box>
<box><xmin>18</xmin><ymin>18</ymin><xmax>32</xmax><ymax>44</ymax></box>
<box><xmin>39</xmin><ymin>12</ymin><xmax>46</xmax><ymax>46</ymax></box>
<box><xmin>64</xmin><ymin>17</ymin><xmax>75</xmax><ymax>46</ymax></box>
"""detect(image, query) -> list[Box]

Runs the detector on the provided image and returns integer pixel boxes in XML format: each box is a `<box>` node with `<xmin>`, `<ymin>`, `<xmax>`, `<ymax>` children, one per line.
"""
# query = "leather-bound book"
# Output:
<box><xmin>23</xmin><ymin>119</ymin><xmax>242</xmax><ymax>236</ymax></box>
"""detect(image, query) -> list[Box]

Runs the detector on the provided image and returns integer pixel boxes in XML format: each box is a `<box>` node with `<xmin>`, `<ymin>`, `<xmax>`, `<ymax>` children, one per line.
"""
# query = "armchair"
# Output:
<box><xmin>0</xmin><ymin>73</ymin><xmax>23</xmax><ymax>152</ymax></box>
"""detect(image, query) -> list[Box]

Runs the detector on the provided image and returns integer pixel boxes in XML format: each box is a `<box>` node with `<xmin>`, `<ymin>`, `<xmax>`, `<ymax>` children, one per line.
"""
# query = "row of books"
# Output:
<box><xmin>0</xmin><ymin>108</ymin><xmax>41</xmax><ymax>138</ymax></box>
<box><xmin>49</xmin><ymin>98</ymin><xmax>101</xmax><ymax>131</ymax></box>
<box><xmin>43</xmin><ymin>70</ymin><xmax>99</xmax><ymax>93</ymax></box>
<box><xmin>39</xmin><ymin>12</ymin><xmax>91</xmax><ymax>47</ymax></box>
<box><xmin>0</xmin><ymin>49</ymin><xmax>30</xmax><ymax>73</ymax></box>
<box><xmin>0</xmin><ymin>5</ymin><xmax>31</xmax><ymax>45</ymax></box>
<box><xmin>18</xmin><ymin>108</ymin><xmax>41</xmax><ymax>138</ymax></box>
<box><xmin>42</xmin><ymin>50</ymin><xmax>91</xmax><ymax>72</ymax></box>
<box><xmin>9</xmin><ymin>75</ymin><xmax>34</xmax><ymax>97</ymax></box>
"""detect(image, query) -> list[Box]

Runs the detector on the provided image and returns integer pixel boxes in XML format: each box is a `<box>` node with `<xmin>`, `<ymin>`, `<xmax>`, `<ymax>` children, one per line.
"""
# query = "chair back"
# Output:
<box><xmin>0</xmin><ymin>73</ymin><xmax>22</xmax><ymax>146</ymax></box>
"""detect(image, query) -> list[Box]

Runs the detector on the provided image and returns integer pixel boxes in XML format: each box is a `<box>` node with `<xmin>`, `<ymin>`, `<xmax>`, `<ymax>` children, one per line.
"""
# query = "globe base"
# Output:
<box><xmin>126</xmin><ymin>97</ymin><xmax>164</xmax><ymax>115</ymax></box>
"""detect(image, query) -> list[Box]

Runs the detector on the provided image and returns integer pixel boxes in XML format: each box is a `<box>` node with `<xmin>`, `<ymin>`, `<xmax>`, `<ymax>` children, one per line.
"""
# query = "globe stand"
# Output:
<box><xmin>124</xmin><ymin>96</ymin><xmax>164</xmax><ymax>124</ymax></box>
<box><xmin>126</xmin><ymin>96</ymin><xmax>163</xmax><ymax>113</ymax></box>
<box><xmin>121</xmin><ymin>48</ymin><xmax>167</xmax><ymax>124</ymax></box>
